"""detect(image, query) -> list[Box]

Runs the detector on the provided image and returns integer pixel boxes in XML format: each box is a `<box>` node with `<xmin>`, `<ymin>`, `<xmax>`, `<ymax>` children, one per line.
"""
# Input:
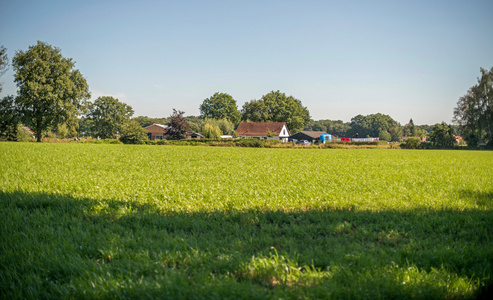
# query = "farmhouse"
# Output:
<box><xmin>236</xmin><ymin>122</ymin><xmax>290</xmax><ymax>142</ymax></box>
<box><xmin>145</xmin><ymin>123</ymin><xmax>168</xmax><ymax>140</ymax></box>
<box><xmin>289</xmin><ymin>131</ymin><xmax>330</xmax><ymax>143</ymax></box>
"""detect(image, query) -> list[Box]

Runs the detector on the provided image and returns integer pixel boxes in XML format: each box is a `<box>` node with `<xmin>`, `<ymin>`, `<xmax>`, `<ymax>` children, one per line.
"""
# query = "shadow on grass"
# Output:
<box><xmin>458</xmin><ymin>189</ymin><xmax>493</xmax><ymax>207</ymax></box>
<box><xmin>1</xmin><ymin>191</ymin><xmax>492</xmax><ymax>299</ymax></box>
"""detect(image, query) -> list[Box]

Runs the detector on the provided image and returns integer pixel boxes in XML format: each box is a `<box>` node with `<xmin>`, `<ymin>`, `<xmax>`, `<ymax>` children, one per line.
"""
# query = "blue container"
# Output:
<box><xmin>320</xmin><ymin>134</ymin><xmax>332</xmax><ymax>142</ymax></box>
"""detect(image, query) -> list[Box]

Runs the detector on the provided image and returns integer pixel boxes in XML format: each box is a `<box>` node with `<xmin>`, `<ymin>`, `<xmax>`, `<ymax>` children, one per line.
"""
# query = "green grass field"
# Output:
<box><xmin>1</xmin><ymin>142</ymin><xmax>492</xmax><ymax>299</ymax></box>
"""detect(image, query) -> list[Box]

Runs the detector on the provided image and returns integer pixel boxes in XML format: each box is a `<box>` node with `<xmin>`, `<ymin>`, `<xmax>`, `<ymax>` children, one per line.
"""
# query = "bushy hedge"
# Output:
<box><xmin>400</xmin><ymin>137</ymin><xmax>422</xmax><ymax>149</ymax></box>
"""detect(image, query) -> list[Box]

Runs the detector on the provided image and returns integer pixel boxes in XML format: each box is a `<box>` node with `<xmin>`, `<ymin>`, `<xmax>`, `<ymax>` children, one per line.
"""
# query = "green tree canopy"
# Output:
<box><xmin>13</xmin><ymin>41</ymin><xmax>90</xmax><ymax>142</ymax></box>
<box><xmin>429</xmin><ymin>122</ymin><xmax>457</xmax><ymax>148</ymax></box>
<box><xmin>403</xmin><ymin>118</ymin><xmax>418</xmax><ymax>137</ymax></box>
<box><xmin>453</xmin><ymin>67</ymin><xmax>493</xmax><ymax>147</ymax></box>
<box><xmin>119</xmin><ymin>120</ymin><xmax>149</xmax><ymax>144</ymax></box>
<box><xmin>0</xmin><ymin>95</ymin><xmax>20</xmax><ymax>141</ymax></box>
<box><xmin>87</xmin><ymin>96</ymin><xmax>134</xmax><ymax>139</ymax></box>
<box><xmin>132</xmin><ymin>116</ymin><xmax>168</xmax><ymax>128</ymax></box>
<box><xmin>303</xmin><ymin>119</ymin><xmax>351</xmax><ymax>137</ymax></box>
<box><xmin>200</xmin><ymin>92</ymin><xmax>241</xmax><ymax>123</ymax></box>
<box><xmin>200</xmin><ymin>118</ymin><xmax>234</xmax><ymax>135</ymax></box>
<box><xmin>241</xmin><ymin>90</ymin><xmax>310</xmax><ymax>133</ymax></box>
<box><xmin>348</xmin><ymin>113</ymin><xmax>400</xmax><ymax>140</ymax></box>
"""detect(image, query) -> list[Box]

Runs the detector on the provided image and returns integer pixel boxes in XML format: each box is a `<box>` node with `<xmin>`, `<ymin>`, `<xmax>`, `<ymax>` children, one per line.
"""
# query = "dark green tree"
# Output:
<box><xmin>166</xmin><ymin>109</ymin><xmax>190</xmax><ymax>140</ymax></box>
<box><xmin>200</xmin><ymin>92</ymin><xmax>241</xmax><ymax>123</ymax></box>
<box><xmin>0</xmin><ymin>95</ymin><xmax>20</xmax><ymax>141</ymax></box>
<box><xmin>241</xmin><ymin>90</ymin><xmax>310</xmax><ymax>133</ymax></box>
<box><xmin>119</xmin><ymin>120</ymin><xmax>149</xmax><ymax>144</ymax></box>
<box><xmin>429</xmin><ymin>122</ymin><xmax>457</xmax><ymax>148</ymax></box>
<box><xmin>401</xmin><ymin>137</ymin><xmax>422</xmax><ymax>149</ymax></box>
<box><xmin>87</xmin><ymin>96</ymin><xmax>134</xmax><ymax>139</ymax></box>
<box><xmin>453</xmin><ymin>67</ymin><xmax>493</xmax><ymax>147</ymax></box>
<box><xmin>13</xmin><ymin>41</ymin><xmax>90</xmax><ymax>142</ymax></box>
<box><xmin>403</xmin><ymin>118</ymin><xmax>418</xmax><ymax>137</ymax></box>
<box><xmin>0</xmin><ymin>45</ymin><xmax>8</xmax><ymax>93</ymax></box>
<box><xmin>349</xmin><ymin>113</ymin><xmax>400</xmax><ymax>139</ymax></box>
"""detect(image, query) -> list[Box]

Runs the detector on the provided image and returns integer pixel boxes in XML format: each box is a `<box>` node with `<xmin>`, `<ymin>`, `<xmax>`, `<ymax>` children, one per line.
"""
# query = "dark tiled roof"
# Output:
<box><xmin>291</xmin><ymin>131</ymin><xmax>329</xmax><ymax>139</ymax></box>
<box><xmin>236</xmin><ymin>122</ymin><xmax>288</xmax><ymax>136</ymax></box>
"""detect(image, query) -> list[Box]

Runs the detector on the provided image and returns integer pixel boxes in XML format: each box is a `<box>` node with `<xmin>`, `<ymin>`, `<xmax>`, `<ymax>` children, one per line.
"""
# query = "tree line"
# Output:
<box><xmin>1</xmin><ymin>41</ymin><xmax>492</xmax><ymax>148</ymax></box>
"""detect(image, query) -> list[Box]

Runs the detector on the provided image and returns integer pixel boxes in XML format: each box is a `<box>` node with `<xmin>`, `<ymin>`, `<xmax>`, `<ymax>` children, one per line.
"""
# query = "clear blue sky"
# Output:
<box><xmin>1</xmin><ymin>0</ymin><xmax>492</xmax><ymax>125</ymax></box>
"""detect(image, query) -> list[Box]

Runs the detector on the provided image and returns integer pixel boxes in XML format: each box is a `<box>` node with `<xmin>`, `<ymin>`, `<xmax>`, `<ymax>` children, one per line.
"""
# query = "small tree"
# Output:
<box><xmin>429</xmin><ymin>122</ymin><xmax>457</xmax><ymax>148</ymax></box>
<box><xmin>87</xmin><ymin>96</ymin><xmax>134</xmax><ymax>139</ymax></box>
<box><xmin>378</xmin><ymin>130</ymin><xmax>391</xmax><ymax>142</ymax></box>
<box><xmin>119</xmin><ymin>120</ymin><xmax>149</xmax><ymax>144</ymax></box>
<box><xmin>203</xmin><ymin>123</ymin><xmax>222</xmax><ymax>139</ymax></box>
<box><xmin>0</xmin><ymin>95</ymin><xmax>20</xmax><ymax>141</ymax></box>
<box><xmin>401</xmin><ymin>137</ymin><xmax>422</xmax><ymax>149</ymax></box>
<box><xmin>166</xmin><ymin>109</ymin><xmax>190</xmax><ymax>139</ymax></box>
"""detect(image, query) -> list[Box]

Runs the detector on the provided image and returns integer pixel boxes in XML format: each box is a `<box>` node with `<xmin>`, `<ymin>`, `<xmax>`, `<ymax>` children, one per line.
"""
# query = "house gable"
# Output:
<box><xmin>145</xmin><ymin>123</ymin><xmax>169</xmax><ymax>140</ymax></box>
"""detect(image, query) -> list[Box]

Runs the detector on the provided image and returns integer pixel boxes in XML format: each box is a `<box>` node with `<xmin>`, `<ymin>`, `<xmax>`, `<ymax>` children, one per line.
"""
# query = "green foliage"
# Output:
<box><xmin>15</xmin><ymin>124</ymin><xmax>33</xmax><ymax>142</ymax></box>
<box><xmin>234</xmin><ymin>138</ymin><xmax>265</xmax><ymax>147</ymax></box>
<box><xmin>0</xmin><ymin>95</ymin><xmax>19</xmax><ymax>141</ymax></box>
<box><xmin>1</xmin><ymin>144</ymin><xmax>492</xmax><ymax>298</ymax></box>
<box><xmin>202</xmin><ymin>123</ymin><xmax>222</xmax><ymax>139</ymax></box>
<box><xmin>454</xmin><ymin>67</ymin><xmax>493</xmax><ymax>148</ymax></box>
<box><xmin>304</xmin><ymin>119</ymin><xmax>350</xmax><ymax>137</ymax></box>
<box><xmin>429</xmin><ymin>122</ymin><xmax>457</xmax><ymax>148</ymax></box>
<box><xmin>87</xmin><ymin>96</ymin><xmax>134</xmax><ymax>139</ymax></box>
<box><xmin>184</xmin><ymin>115</ymin><xmax>202</xmax><ymax>133</ymax></box>
<box><xmin>200</xmin><ymin>92</ymin><xmax>241</xmax><ymax>123</ymax></box>
<box><xmin>242</xmin><ymin>90</ymin><xmax>310</xmax><ymax>133</ymax></box>
<box><xmin>201</xmin><ymin>118</ymin><xmax>234</xmax><ymax>136</ymax></box>
<box><xmin>166</xmin><ymin>109</ymin><xmax>190</xmax><ymax>140</ymax></box>
<box><xmin>119</xmin><ymin>120</ymin><xmax>149</xmax><ymax>144</ymax></box>
<box><xmin>56</xmin><ymin>123</ymin><xmax>70</xmax><ymax>139</ymax></box>
<box><xmin>132</xmin><ymin>116</ymin><xmax>168</xmax><ymax>128</ymax></box>
<box><xmin>403</xmin><ymin>118</ymin><xmax>418</xmax><ymax>137</ymax></box>
<box><xmin>349</xmin><ymin>113</ymin><xmax>400</xmax><ymax>140</ymax></box>
<box><xmin>400</xmin><ymin>137</ymin><xmax>422</xmax><ymax>149</ymax></box>
<box><xmin>379</xmin><ymin>129</ymin><xmax>391</xmax><ymax>141</ymax></box>
<box><xmin>13</xmin><ymin>41</ymin><xmax>90</xmax><ymax>142</ymax></box>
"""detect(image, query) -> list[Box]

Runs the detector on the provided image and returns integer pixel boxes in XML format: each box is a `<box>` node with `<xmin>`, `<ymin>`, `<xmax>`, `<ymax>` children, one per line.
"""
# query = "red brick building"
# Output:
<box><xmin>145</xmin><ymin>124</ymin><xmax>168</xmax><ymax>140</ymax></box>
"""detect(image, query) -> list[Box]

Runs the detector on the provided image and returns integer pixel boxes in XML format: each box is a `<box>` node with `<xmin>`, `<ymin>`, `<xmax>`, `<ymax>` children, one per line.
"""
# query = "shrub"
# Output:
<box><xmin>234</xmin><ymin>139</ymin><xmax>265</xmax><ymax>148</ymax></box>
<box><xmin>401</xmin><ymin>137</ymin><xmax>422</xmax><ymax>149</ymax></box>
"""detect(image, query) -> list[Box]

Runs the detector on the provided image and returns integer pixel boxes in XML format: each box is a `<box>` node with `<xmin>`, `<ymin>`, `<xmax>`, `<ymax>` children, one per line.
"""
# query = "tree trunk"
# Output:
<box><xmin>36</xmin><ymin>120</ymin><xmax>42</xmax><ymax>142</ymax></box>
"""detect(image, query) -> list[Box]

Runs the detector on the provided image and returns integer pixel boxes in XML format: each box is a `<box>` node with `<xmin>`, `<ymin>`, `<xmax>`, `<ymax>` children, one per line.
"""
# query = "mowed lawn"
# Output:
<box><xmin>1</xmin><ymin>142</ymin><xmax>492</xmax><ymax>299</ymax></box>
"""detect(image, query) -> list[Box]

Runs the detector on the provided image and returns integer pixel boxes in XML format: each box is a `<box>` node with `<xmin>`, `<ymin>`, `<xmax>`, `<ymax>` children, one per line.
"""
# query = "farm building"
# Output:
<box><xmin>235</xmin><ymin>122</ymin><xmax>290</xmax><ymax>142</ymax></box>
<box><xmin>145</xmin><ymin>124</ymin><xmax>168</xmax><ymax>140</ymax></box>
<box><xmin>289</xmin><ymin>131</ymin><xmax>330</xmax><ymax>143</ymax></box>
<box><xmin>188</xmin><ymin>132</ymin><xmax>205</xmax><ymax>139</ymax></box>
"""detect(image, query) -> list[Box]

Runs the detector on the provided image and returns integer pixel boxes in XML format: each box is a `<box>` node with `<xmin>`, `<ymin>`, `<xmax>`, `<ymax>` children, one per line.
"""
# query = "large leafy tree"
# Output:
<box><xmin>0</xmin><ymin>45</ymin><xmax>8</xmax><ymax>93</ymax></box>
<box><xmin>348</xmin><ymin>113</ymin><xmax>400</xmax><ymax>140</ymax></box>
<box><xmin>453</xmin><ymin>67</ymin><xmax>493</xmax><ymax>147</ymax></box>
<box><xmin>87</xmin><ymin>96</ymin><xmax>134</xmax><ymax>139</ymax></box>
<box><xmin>200</xmin><ymin>92</ymin><xmax>241</xmax><ymax>123</ymax></box>
<box><xmin>13</xmin><ymin>41</ymin><xmax>90</xmax><ymax>142</ymax></box>
<box><xmin>241</xmin><ymin>90</ymin><xmax>310</xmax><ymax>133</ymax></box>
